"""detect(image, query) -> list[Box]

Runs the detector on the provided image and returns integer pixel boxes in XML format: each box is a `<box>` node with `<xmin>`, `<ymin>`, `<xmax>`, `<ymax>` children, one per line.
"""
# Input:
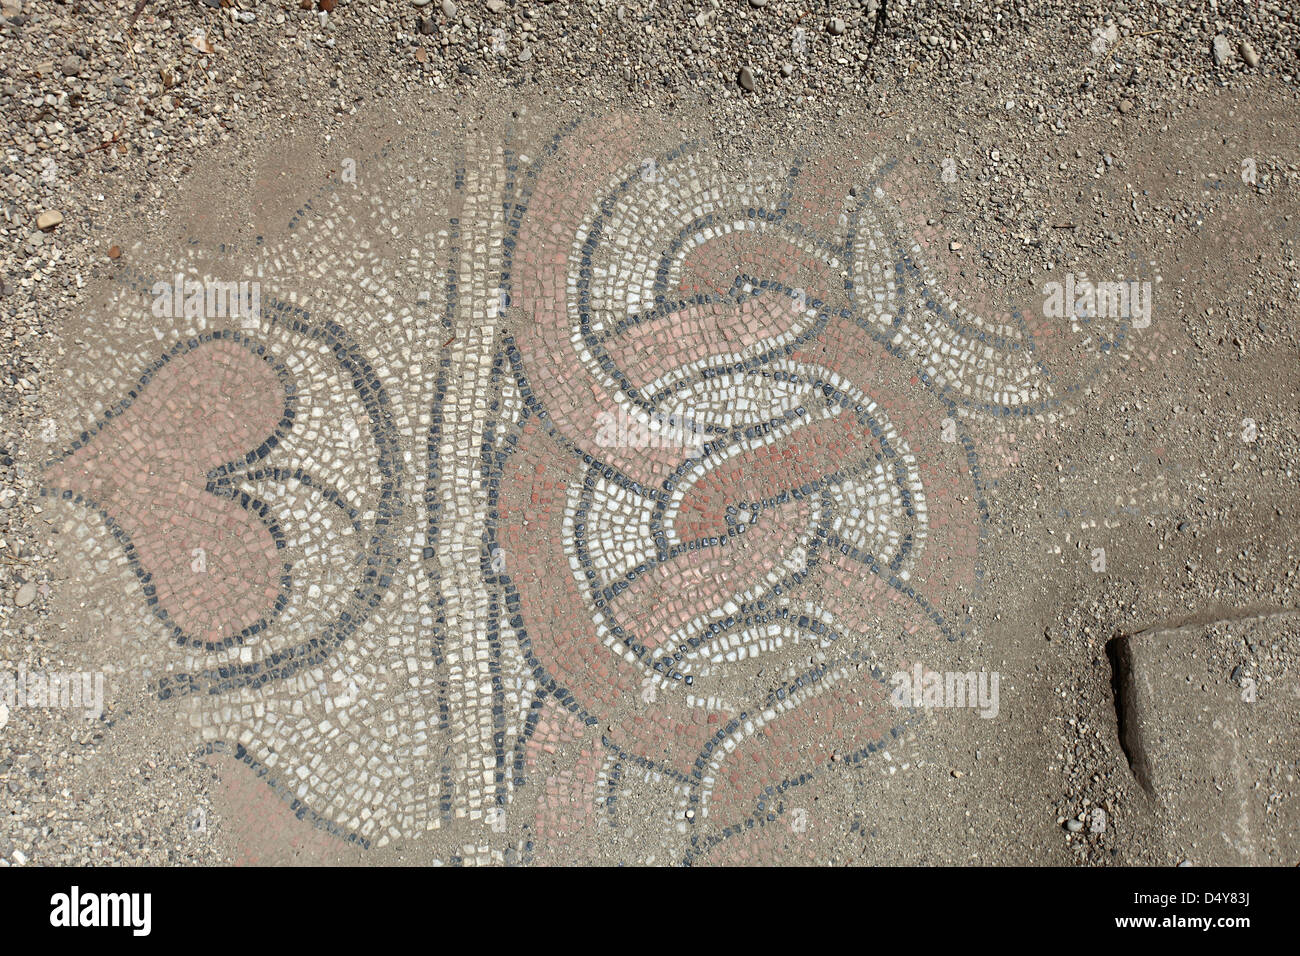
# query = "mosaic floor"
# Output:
<box><xmin>37</xmin><ymin>113</ymin><xmax>1162</xmax><ymax>865</ymax></box>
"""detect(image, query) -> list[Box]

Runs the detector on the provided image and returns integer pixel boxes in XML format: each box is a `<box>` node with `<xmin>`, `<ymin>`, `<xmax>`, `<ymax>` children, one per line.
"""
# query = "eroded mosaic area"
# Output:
<box><xmin>38</xmin><ymin>115</ymin><xmax>1157</xmax><ymax>864</ymax></box>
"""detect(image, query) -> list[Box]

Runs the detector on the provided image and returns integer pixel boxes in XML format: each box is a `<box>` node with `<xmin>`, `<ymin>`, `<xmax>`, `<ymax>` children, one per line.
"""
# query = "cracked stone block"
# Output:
<box><xmin>1110</xmin><ymin>614</ymin><xmax>1300</xmax><ymax>865</ymax></box>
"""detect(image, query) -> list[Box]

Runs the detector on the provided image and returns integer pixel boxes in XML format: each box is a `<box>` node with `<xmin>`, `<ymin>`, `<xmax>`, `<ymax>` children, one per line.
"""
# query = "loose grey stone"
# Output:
<box><xmin>1065</xmin><ymin>818</ymin><xmax>1084</xmax><ymax>832</ymax></box>
<box><xmin>1240</xmin><ymin>41</ymin><xmax>1259</xmax><ymax>68</ymax></box>
<box><xmin>14</xmin><ymin>581</ymin><xmax>37</xmax><ymax>607</ymax></box>
<box><xmin>737</xmin><ymin>66</ymin><xmax>756</xmax><ymax>92</ymax></box>
<box><xmin>829</xmin><ymin>18</ymin><xmax>846</xmax><ymax>36</ymax></box>
<box><xmin>441</xmin><ymin>0</ymin><xmax>458</xmax><ymax>17</ymax></box>
<box><xmin>1212</xmin><ymin>34</ymin><xmax>1233</xmax><ymax>66</ymax></box>
<box><xmin>60</xmin><ymin>55</ymin><xmax>84</xmax><ymax>77</ymax></box>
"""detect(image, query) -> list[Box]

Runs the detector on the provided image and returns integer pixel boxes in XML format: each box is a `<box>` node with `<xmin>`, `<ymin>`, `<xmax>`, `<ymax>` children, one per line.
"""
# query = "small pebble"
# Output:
<box><xmin>828</xmin><ymin>18</ymin><xmax>846</xmax><ymax>36</ymax></box>
<box><xmin>737</xmin><ymin>66</ymin><xmax>756</xmax><ymax>92</ymax></box>
<box><xmin>14</xmin><ymin>581</ymin><xmax>38</xmax><ymax>607</ymax></box>
<box><xmin>1240</xmin><ymin>40</ymin><xmax>1259</xmax><ymax>68</ymax></box>
<box><xmin>36</xmin><ymin>210</ymin><xmax>63</xmax><ymax>231</ymax></box>
<box><xmin>1212</xmin><ymin>34</ymin><xmax>1233</xmax><ymax>67</ymax></box>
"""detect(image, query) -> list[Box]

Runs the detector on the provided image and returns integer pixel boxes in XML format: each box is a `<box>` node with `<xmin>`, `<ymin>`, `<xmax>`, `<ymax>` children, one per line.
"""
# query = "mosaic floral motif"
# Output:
<box><xmin>45</xmin><ymin>337</ymin><xmax>294</xmax><ymax>651</ymax></box>
<box><xmin>494</xmin><ymin>114</ymin><xmax>1077</xmax><ymax>861</ymax></box>
<box><xmin>39</xmin><ymin>117</ymin><xmax>1152</xmax><ymax>864</ymax></box>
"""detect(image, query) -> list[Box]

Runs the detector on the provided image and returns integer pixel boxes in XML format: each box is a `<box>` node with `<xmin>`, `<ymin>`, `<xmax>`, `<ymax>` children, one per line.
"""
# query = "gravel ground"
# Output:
<box><xmin>1</xmin><ymin>0</ymin><xmax>1297</xmax><ymax>865</ymax></box>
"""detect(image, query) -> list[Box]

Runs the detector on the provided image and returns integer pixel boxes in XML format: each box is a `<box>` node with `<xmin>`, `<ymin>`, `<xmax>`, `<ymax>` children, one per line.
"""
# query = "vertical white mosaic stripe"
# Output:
<box><xmin>438</xmin><ymin>142</ymin><xmax>507</xmax><ymax>823</ymax></box>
